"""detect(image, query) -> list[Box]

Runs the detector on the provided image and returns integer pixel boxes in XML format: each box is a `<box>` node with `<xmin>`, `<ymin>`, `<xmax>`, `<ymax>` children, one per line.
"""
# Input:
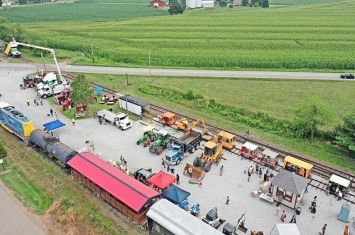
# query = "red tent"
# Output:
<box><xmin>68</xmin><ymin>152</ymin><xmax>159</xmax><ymax>212</ymax></box>
<box><xmin>148</xmin><ymin>171</ymin><xmax>176</xmax><ymax>190</ymax></box>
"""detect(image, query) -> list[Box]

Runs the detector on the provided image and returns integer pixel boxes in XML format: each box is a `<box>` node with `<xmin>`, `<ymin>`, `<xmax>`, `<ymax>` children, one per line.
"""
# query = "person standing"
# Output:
<box><xmin>319</xmin><ymin>224</ymin><xmax>327</xmax><ymax>235</ymax></box>
<box><xmin>161</xmin><ymin>158</ymin><xmax>165</xmax><ymax>169</ymax></box>
<box><xmin>188</xmin><ymin>166</ymin><xmax>193</xmax><ymax>178</ymax></box>
<box><xmin>50</xmin><ymin>108</ymin><xmax>53</xmax><ymax>117</ymax></box>
<box><xmin>40</xmin><ymin>99</ymin><xmax>43</xmax><ymax>106</ymax></box>
<box><xmin>248</xmin><ymin>170</ymin><xmax>251</xmax><ymax>182</ymax></box>
<box><xmin>72</xmin><ymin>118</ymin><xmax>76</xmax><ymax>126</ymax></box>
<box><xmin>289</xmin><ymin>212</ymin><xmax>296</xmax><ymax>223</ymax></box>
<box><xmin>26</xmin><ymin>98</ymin><xmax>30</xmax><ymax>106</ymax></box>
<box><xmin>176</xmin><ymin>174</ymin><xmax>180</xmax><ymax>185</ymax></box>
<box><xmin>280</xmin><ymin>211</ymin><xmax>286</xmax><ymax>222</ymax></box>
<box><xmin>226</xmin><ymin>196</ymin><xmax>230</xmax><ymax>205</ymax></box>
<box><xmin>219</xmin><ymin>165</ymin><xmax>224</xmax><ymax>176</ymax></box>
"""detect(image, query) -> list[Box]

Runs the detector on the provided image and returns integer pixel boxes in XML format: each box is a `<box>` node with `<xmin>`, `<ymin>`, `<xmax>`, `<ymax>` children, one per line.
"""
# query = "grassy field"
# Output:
<box><xmin>0</xmin><ymin>128</ymin><xmax>144</xmax><ymax>235</ymax></box>
<box><xmin>1</xmin><ymin>0</ymin><xmax>351</xmax><ymax>71</ymax></box>
<box><xmin>82</xmin><ymin>73</ymin><xmax>355</xmax><ymax>172</ymax></box>
<box><xmin>0</xmin><ymin>0</ymin><xmax>166</xmax><ymax>22</ymax></box>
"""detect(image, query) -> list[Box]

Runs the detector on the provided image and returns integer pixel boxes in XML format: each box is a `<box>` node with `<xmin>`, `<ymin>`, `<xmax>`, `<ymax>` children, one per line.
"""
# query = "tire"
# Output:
<box><xmin>176</xmin><ymin>159</ymin><xmax>181</xmax><ymax>165</ymax></box>
<box><xmin>193</xmin><ymin>157</ymin><xmax>200</xmax><ymax>167</ymax></box>
<box><xmin>204</xmin><ymin>162</ymin><xmax>212</xmax><ymax>172</ymax></box>
<box><xmin>120</xmin><ymin>126</ymin><xmax>123</xmax><ymax>131</ymax></box>
<box><xmin>43</xmin><ymin>94</ymin><xmax>47</xmax><ymax>99</ymax></box>
<box><xmin>136</xmin><ymin>141</ymin><xmax>140</xmax><ymax>145</ymax></box>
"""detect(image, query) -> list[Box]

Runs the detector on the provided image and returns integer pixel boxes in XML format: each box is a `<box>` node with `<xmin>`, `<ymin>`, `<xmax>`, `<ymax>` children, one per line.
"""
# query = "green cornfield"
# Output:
<box><xmin>2</xmin><ymin>0</ymin><xmax>355</xmax><ymax>70</ymax></box>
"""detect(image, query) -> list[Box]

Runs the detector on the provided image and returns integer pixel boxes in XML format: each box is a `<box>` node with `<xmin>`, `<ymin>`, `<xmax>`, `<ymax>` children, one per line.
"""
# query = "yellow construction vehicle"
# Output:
<box><xmin>176</xmin><ymin>117</ymin><xmax>209</xmax><ymax>133</ymax></box>
<box><xmin>3</xmin><ymin>41</ymin><xmax>21</xmax><ymax>58</ymax></box>
<box><xmin>217</xmin><ymin>131</ymin><xmax>236</xmax><ymax>150</ymax></box>
<box><xmin>192</xmin><ymin>140</ymin><xmax>223</xmax><ymax>172</ymax></box>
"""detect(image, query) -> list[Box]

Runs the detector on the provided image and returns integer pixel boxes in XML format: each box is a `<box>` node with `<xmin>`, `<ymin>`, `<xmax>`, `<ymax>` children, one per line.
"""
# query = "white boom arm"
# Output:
<box><xmin>12</xmin><ymin>39</ymin><xmax>63</xmax><ymax>80</ymax></box>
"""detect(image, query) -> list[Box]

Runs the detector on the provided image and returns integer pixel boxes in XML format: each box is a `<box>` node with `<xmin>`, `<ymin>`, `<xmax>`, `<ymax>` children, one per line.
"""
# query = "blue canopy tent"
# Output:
<box><xmin>162</xmin><ymin>185</ymin><xmax>190</xmax><ymax>209</ymax></box>
<box><xmin>43</xmin><ymin>119</ymin><xmax>66</xmax><ymax>132</ymax></box>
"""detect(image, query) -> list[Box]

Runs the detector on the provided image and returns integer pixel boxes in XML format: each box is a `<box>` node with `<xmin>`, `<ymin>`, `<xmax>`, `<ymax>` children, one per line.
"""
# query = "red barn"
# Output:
<box><xmin>150</xmin><ymin>0</ymin><xmax>167</xmax><ymax>8</ymax></box>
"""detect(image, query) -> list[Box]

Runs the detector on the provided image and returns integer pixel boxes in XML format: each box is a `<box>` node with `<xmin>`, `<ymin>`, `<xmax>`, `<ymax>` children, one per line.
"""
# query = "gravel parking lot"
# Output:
<box><xmin>0</xmin><ymin>68</ymin><xmax>354</xmax><ymax>235</ymax></box>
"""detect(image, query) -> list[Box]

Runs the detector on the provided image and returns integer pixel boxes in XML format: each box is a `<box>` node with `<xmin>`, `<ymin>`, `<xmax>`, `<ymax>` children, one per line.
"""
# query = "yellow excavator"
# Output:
<box><xmin>176</xmin><ymin>118</ymin><xmax>208</xmax><ymax>133</ymax></box>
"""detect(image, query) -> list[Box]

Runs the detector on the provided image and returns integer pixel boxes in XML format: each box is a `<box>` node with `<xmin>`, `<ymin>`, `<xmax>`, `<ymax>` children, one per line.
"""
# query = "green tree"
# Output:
<box><xmin>0</xmin><ymin>1</ymin><xmax>3</xmax><ymax>7</ymax></box>
<box><xmin>242</xmin><ymin>0</ymin><xmax>249</xmax><ymax>6</ymax></box>
<box><xmin>218</xmin><ymin>0</ymin><xmax>228</xmax><ymax>7</ymax></box>
<box><xmin>261</xmin><ymin>0</ymin><xmax>269</xmax><ymax>8</ymax></box>
<box><xmin>294</xmin><ymin>98</ymin><xmax>333</xmax><ymax>141</ymax></box>
<box><xmin>335</xmin><ymin>114</ymin><xmax>355</xmax><ymax>154</ymax></box>
<box><xmin>0</xmin><ymin>17</ymin><xmax>25</xmax><ymax>42</ymax></box>
<box><xmin>0</xmin><ymin>141</ymin><xmax>7</xmax><ymax>159</ymax></box>
<box><xmin>168</xmin><ymin>0</ymin><xmax>184</xmax><ymax>15</ymax></box>
<box><xmin>71</xmin><ymin>74</ymin><xmax>94</xmax><ymax>108</ymax></box>
<box><xmin>19</xmin><ymin>0</ymin><xmax>27</xmax><ymax>4</ymax></box>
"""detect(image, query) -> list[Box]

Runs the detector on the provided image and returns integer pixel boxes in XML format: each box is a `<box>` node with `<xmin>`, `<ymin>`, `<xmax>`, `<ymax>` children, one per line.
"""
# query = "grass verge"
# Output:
<box><xmin>83</xmin><ymin>73</ymin><xmax>355</xmax><ymax>173</ymax></box>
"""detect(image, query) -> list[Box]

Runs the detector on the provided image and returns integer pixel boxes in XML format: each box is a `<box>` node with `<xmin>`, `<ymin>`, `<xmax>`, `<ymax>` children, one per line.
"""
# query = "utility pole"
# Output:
<box><xmin>148</xmin><ymin>49</ymin><xmax>151</xmax><ymax>77</ymax></box>
<box><xmin>41</xmin><ymin>52</ymin><xmax>46</xmax><ymax>72</ymax></box>
<box><xmin>125</xmin><ymin>73</ymin><xmax>128</xmax><ymax>112</ymax></box>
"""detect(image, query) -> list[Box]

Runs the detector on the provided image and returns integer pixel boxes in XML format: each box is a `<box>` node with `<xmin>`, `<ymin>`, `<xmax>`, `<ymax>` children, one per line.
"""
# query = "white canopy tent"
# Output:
<box><xmin>271</xmin><ymin>223</ymin><xmax>300</xmax><ymax>235</ymax></box>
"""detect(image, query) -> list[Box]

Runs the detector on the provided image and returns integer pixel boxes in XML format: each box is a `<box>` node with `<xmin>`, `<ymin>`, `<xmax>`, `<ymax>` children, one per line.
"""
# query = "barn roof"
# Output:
<box><xmin>68</xmin><ymin>152</ymin><xmax>159</xmax><ymax>212</ymax></box>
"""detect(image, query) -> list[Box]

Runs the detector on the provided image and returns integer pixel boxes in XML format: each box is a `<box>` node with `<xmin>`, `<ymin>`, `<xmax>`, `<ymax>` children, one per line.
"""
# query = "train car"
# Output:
<box><xmin>0</xmin><ymin>102</ymin><xmax>36</xmax><ymax>140</ymax></box>
<box><xmin>283</xmin><ymin>156</ymin><xmax>313</xmax><ymax>178</ymax></box>
<box><xmin>29</xmin><ymin>129</ymin><xmax>77</xmax><ymax>168</ymax></box>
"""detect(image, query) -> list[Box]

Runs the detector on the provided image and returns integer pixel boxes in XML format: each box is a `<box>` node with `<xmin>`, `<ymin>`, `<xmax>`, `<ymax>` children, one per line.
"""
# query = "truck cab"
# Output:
<box><xmin>117</xmin><ymin>117</ymin><xmax>132</xmax><ymax>130</ymax></box>
<box><xmin>38</xmin><ymin>84</ymin><xmax>69</xmax><ymax>99</ymax></box>
<box><xmin>165</xmin><ymin>143</ymin><xmax>184</xmax><ymax>165</ymax></box>
<box><xmin>36</xmin><ymin>72</ymin><xmax>65</xmax><ymax>90</ymax></box>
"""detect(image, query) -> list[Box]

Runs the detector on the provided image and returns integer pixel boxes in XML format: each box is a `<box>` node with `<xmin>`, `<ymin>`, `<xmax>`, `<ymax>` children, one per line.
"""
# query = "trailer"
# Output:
<box><xmin>165</xmin><ymin>130</ymin><xmax>202</xmax><ymax>165</ymax></box>
<box><xmin>96</xmin><ymin>109</ymin><xmax>132</xmax><ymax>130</ymax></box>
<box><xmin>119</xmin><ymin>95</ymin><xmax>149</xmax><ymax>116</ymax></box>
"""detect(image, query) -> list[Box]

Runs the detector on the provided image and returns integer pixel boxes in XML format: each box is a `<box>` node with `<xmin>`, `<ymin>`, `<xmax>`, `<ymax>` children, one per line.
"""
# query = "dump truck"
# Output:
<box><xmin>149</xmin><ymin>129</ymin><xmax>171</xmax><ymax>155</ymax></box>
<box><xmin>193</xmin><ymin>141</ymin><xmax>223</xmax><ymax>172</ymax></box>
<box><xmin>137</xmin><ymin>126</ymin><xmax>156</xmax><ymax>147</ymax></box>
<box><xmin>165</xmin><ymin>130</ymin><xmax>202</xmax><ymax>165</ymax></box>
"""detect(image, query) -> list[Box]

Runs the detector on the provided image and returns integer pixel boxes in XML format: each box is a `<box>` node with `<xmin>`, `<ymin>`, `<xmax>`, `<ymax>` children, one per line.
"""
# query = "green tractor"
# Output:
<box><xmin>137</xmin><ymin>126</ymin><xmax>156</xmax><ymax>147</ymax></box>
<box><xmin>149</xmin><ymin>130</ymin><xmax>171</xmax><ymax>155</ymax></box>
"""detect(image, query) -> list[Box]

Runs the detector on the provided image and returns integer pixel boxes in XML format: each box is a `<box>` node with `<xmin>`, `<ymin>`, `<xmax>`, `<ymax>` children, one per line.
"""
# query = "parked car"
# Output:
<box><xmin>340</xmin><ymin>73</ymin><xmax>354</xmax><ymax>79</ymax></box>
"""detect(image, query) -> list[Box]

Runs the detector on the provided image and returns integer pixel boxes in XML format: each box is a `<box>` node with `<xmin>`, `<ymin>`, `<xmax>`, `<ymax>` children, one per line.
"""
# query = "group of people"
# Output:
<box><xmin>161</xmin><ymin>158</ymin><xmax>180</xmax><ymax>184</ymax></box>
<box><xmin>85</xmin><ymin>140</ymin><xmax>96</xmax><ymax>152</ymax></box>
<box><xmin>245</xmin><ymin>164</ymin><xmax>274</xmax><ymax>183</ymax></box>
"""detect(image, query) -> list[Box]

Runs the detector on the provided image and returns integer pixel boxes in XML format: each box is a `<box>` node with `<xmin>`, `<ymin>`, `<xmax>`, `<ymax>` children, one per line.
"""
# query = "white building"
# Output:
<box><xmin>202</xmin><ymin>0</ymin><xmax>214</xmax><ymax>8</ymax></box>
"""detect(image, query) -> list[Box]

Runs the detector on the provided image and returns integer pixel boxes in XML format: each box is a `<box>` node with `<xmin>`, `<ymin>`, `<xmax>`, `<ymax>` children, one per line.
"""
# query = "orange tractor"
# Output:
<box><xmin>160</xmin><ymin>112</ymin><xmax>177</xmax><ymax>126</ymax></box>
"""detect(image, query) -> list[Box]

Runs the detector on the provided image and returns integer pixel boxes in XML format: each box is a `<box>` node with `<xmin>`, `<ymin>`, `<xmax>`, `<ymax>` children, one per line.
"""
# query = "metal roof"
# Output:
<box><xmin>147</xmin><ymin>199</ymin><xmax>224</xmax><ymax>235</ymax></box>
<box><xmin>262</xmin><ymin>149</ymin><xmax>279</xmax><ymax>159</ymax></box>
<box><xmin>68</xmin><ymin>152</ymin><xmax>159</xmax><ymax>212</ymax></box>
<box><xmin>284</xmin><ymin>156</ymin><xmax>313</xmax><ymax>170</ymax></box>
<box><xmin>272</xmin><ymin>170</ymin><xmax>309</xmax><ymax>195</ymax></box>
<box><xmin>242</xmin><ymin>141</ymin><xmax>259</xmax><ymax>151</ymax></box>
<box><xmin>119</xmin><ymin>95</ymin><xmax>148</xmax><ymax>107</ymax></box>
<box><xmin>329</xmin><ymin>174</ymin><xmax>351</xmax><ymax>188</ymax></box>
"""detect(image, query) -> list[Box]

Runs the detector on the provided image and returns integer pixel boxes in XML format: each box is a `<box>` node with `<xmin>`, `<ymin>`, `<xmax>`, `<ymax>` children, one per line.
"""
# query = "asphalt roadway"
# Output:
<box><xmin>0</xmin><ymin>182</ymin><xmax>46</xmax><ymax>235</ymax></box>
<box><xmin>0</xmin><ymin>63</ymin><xmax>351</xmax><ymax>80</ymax></box>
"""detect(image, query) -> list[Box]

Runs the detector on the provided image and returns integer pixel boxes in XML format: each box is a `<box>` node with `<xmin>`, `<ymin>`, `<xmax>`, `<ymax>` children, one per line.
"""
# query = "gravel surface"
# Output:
<box><xmin>0</xmin><ymin>67</ymin><xmax>354</xmax><ymax>235</ymax></box>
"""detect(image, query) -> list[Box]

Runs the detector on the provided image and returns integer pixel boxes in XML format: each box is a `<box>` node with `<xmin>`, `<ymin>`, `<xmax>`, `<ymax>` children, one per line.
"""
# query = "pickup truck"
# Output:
<box><xmin>96</xmin><ymin>109</ymin><xmax>132</xmax><ymax>130</ymax></box>
<box><xmin>165</xmin><ymin>130</ymin><xmax>201</xmax><ymax>165</ymax></box>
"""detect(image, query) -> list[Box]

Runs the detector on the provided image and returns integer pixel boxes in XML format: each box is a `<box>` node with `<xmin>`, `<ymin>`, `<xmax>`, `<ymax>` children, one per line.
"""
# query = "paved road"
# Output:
<box><xmin>0</xmin><ymin>182</ymin><xmax>46</xmax><ymax>235</ymax></box>
<box><xmin>0</xmin><ymin>62</ymin><xmax>350</xmax><ymax>80</ymax></box>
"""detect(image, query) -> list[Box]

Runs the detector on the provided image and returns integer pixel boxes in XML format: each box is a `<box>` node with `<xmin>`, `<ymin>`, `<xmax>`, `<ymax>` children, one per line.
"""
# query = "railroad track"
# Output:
<box><xmin>61</xmin><ymin>72</ymin><xmax>355</xmax><ymax>203</ymax></box>
<box><xmin>15</xmin><ymin>57</ymin><xmax>32</xmax><ymax>63</ymax></box>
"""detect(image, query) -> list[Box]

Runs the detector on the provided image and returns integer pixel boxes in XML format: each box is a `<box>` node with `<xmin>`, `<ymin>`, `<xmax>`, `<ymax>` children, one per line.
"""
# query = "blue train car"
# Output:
<box><xmin>0</xmin><ymin>102</ymin><xmax>36</xmax><ymax>139</ymax></box>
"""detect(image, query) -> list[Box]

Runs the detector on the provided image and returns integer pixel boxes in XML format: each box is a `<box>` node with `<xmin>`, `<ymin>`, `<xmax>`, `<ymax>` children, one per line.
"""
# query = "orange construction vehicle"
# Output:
<box><xmin>160</xmin><ymin>112</ymin><xmax>177</xmax><ymax>126</ymax></box>
<box><xmin>217</xmin><ymin>131</ymin><xmax>236</xmax><ymax>150</ymax></box>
